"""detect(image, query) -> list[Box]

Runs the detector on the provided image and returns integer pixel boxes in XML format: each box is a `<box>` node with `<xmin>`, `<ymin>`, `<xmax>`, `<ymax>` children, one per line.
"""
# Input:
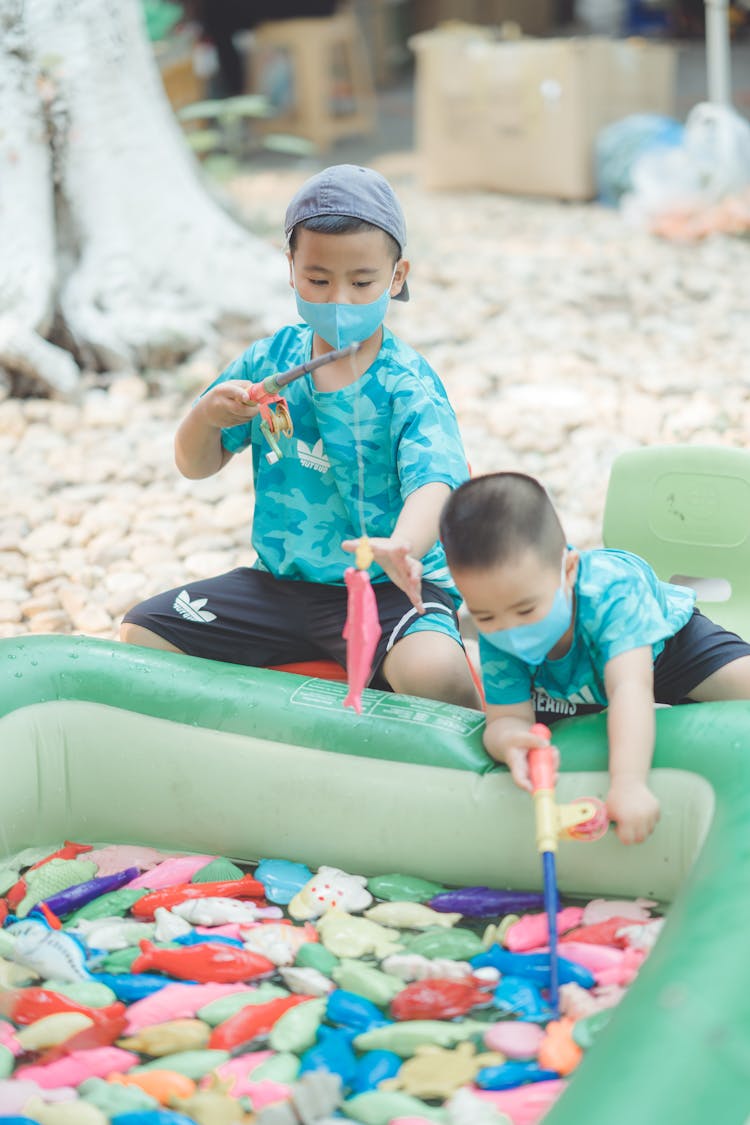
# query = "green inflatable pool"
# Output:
<box><xmin>1</xmin><ymin>634</ymin><xmax>749</xmax><ymax>1122</ymax></box>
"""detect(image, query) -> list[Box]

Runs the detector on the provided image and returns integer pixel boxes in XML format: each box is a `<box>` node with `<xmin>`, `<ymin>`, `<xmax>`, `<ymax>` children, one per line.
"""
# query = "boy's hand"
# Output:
<box><xmin>341</xmin><ymin>537</ymin><xmax>424</xmax><ymax>612</ymax></box>
<box><xmin>606</xmin><ymin>777</ymin><xmax>660</xmax><ymax>845</ymax></box>
<box><xmin>484</xmin><ymin>721</ymin><xmax>559</xmax><ymax>793</ymax></box>
<box><xmin>198</xmin><ymin>381</ymin><xmax>261</xmax><ymax>429</ymax></box>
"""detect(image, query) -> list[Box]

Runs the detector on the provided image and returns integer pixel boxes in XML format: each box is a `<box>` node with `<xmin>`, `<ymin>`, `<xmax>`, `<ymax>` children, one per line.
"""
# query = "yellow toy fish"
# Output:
<box><xmin>363</xmin><ymin>901</ymin><xmax>462</xmax><ymax>929</ymax></box>
<box><xmin>316</xmin><ymin>909</ymin><xmax>403</xmax><ymax>959</ymax></box>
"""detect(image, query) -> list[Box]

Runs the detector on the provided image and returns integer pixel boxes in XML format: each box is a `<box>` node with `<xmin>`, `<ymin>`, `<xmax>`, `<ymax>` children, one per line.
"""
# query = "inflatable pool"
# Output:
<box><xmin>1</xmin><ymin>634</ymin><xmax>749</xmax><ymax>1123</ymax></box>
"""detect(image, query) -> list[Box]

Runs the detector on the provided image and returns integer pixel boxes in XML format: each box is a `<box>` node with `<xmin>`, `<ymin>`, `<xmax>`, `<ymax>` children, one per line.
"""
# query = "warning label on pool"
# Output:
<box><xmin>288</xmin><ymin>678</ymin><xmax>484</xmax><ymax>736</ymax></box>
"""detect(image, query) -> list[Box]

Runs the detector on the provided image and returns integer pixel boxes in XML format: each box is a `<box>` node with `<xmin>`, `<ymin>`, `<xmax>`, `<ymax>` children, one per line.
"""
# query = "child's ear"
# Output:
<box><xmin>564</xmin><ymin>549</ymin><xmax>580</xmax><ymax>589</ymax></box>
<box><xmin>391</xmin><ymin>258</ymin><xmax>410</xmax><ymax>298</ymax></box>
<box><xmin>286</xmin><ymin>250</ymin><xmax>295</xmax><ymax>290</ymax></box>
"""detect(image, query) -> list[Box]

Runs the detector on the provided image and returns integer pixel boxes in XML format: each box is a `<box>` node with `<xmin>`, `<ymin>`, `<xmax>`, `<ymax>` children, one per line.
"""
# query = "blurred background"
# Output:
<box><xmin>1</xmin><ymin>0</ymin><xmax>749</xmax><ymax>640</ymax></box>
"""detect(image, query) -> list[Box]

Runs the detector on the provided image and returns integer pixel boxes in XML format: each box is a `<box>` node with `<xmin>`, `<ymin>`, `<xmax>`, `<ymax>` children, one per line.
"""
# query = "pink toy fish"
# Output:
<box><xmin>83</xmin><ymin>845</ymin><xmax>172</xmax><ymax>877</ymax></box>
<box><xmin>125</xmin><ymin>982</ymin><xmax>251</xmax><ymax>1034</ymax></box>
<box><xmin>483</xmin><ymin>1021</ymin><xmax>545</xmax><ymax>1060</ymax></box>
<box><xmin>503</xmin><ymin>907</ymin><xmax>584</xmax><ymax>953</ymax></box>
<box><xmin>128</xmin><ymin>854</ymin><xmax>219</xmax><ymax>890</ymax></box>
<box><xmin>242</xmin><ymin>1078</ymin><xmax>293</xmax><ymax>1110</ymax></box>
<box><xmin>0</xmin><ymin>1022</ymin><xmax>21</xmax><ymax>1056</ymax></box>
<box><xmin>343</xmin><ymin>565</ymin><xmax>381</xmax><ymax>714</ymax></box>
<box><xmin>207</xmin><ymin>1050</ymin><xmax>275</xmax><ymax>1095</ymax></box>
<box><xmin>14</xmin><ymin>1045</ymin><xmax>139</xmax><ymax>1089</ymax></box>
<box><xmin>469</xmin><ymin>1079</ymin><xmax>567</xmax><ymax>1125</ymax></box>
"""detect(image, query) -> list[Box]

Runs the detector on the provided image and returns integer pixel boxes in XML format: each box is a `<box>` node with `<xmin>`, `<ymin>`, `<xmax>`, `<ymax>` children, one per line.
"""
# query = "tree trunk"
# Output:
<box><xmin>0</xmin><ymin>0</ymin><xmax>290</xmax><ymax>396</ymax></box>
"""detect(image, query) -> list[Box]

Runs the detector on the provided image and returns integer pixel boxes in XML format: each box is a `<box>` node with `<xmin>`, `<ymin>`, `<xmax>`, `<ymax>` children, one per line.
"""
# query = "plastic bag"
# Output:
<box><xmin>622</xmin><ymin>102</ymin><xmax>750</xmax><ymax>233</ymax></box>
<box><xmin>595</xmin><ymin>114</ymin><xmax>684</xmax><ymax>206</ymax></box>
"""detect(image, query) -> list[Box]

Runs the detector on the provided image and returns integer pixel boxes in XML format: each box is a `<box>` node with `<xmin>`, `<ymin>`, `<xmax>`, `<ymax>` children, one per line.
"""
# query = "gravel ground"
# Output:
<box><xmin>2</xmin><ymin>153</ymin><xmax>749</xmax><ymax>641</ymax></box>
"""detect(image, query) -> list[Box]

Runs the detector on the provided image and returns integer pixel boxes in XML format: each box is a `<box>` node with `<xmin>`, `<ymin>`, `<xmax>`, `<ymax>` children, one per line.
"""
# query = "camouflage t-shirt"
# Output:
<box><xmin>479</xmin><ymin>548</ymin><xmax>697</xmax><ymax>706</ymax></box>
<box><xmin>208</xmin><ymin>323</ymin><xmax>469</xmax><ymax>597</ymax></box>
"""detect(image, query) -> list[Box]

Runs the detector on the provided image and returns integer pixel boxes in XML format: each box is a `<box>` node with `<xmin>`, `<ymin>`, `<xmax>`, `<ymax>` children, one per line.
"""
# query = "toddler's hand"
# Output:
<box><xmin>342</xmin><ymin>537</ymin><xmax>424</xmax><ymax>612</ymax></box>
<box><xmin>486</xmin><ymin>726</ymin><xmax>559</xmax><ymax>793</ymax></box>
<box><xmin>606</xmin><ymin>777</ymin><xmax>660</xmax><ymax>845</ymax></box>
<box><xmin>199</xmin><ymin>381</ymin><xmax>260</xmax><ymax>429</ymax></box>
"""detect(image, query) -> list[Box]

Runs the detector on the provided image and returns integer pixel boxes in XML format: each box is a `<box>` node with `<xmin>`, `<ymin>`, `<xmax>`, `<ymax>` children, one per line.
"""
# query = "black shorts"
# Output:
<box><xmin>122</xmin><ymin>567</ymin><xmax>462</xmax><ymax>688</ymax></box>
<box><xmin>533</xmin><ymin>608</ymin><xmax>750</xmax><ymax>725</ymax></box>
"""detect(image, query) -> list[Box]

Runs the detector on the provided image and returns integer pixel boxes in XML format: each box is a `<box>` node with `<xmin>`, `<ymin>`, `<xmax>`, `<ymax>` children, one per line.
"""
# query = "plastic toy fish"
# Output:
<box><xmin>492</xmin><ymin>975</ymin><xmax>551</xmax><ymax>1022</ymax></box>
<box><xmin>428</xmin><ymin>887</ymin><xmax>546</xmax><ymax>917</ymax></box>
<box><xmin>383</xmin><ymin>1041</ymin><xmax>504</xmax><ymax>1100</ymax></box>
<box><xmin>326</xmin><ymin>989</ymin><xmax>390</xmax><ymax>1034</ymax></box>
<box><xmin>343</xmin><ymin>549</ymin><xmax>382</xmax><ymax>715</ymax></box>
<box><xmin>254</xmin><ymin>859</ymin><xmax>313</xmax><ymax>905</ymax></box>
<box><xmin>471</xmin><ymin>945</ymin><xmax>596</xmax><ymax>989</ymax></box>
<box><xmin>7</xmin><ymin>920</ymin><xmax>94</xmax><ymax>982</ymax></box>
<box><xmin>70</xmin><ymin>917</ymin><xmax>156</xmax><ymax>951</ymax></box>
<box><xmin>354</xmin><ymin>1019</ymin><xmax>490</xmax><ymax>1058</ymax></box>
<box><xmin>92</xmin><ymin>972</ymin><xmax>173</xmax><ymax>1005</ymax></box>
<box><xmin>109</xmin><ymin>1068</ymin><xmax>197</xmax><ymax>1103</ymax></box>
<box><xmin>483</xmin><ymin>1020</ymin><xmax>545</xmax><ymax>1060</ymax></box>
<box><xmin>350</xmin><ymin>1049</ymin><xmax>402</xmax><ymax>1094</ymax></box>
<box><xmin>242</xmin><ymin>921</ymin><xmax>319</xmax><ymax>966</ymax></box>
<box><xmin>299</xmin><ymin>1024</ymin><xmax>358</xmax><ymax>1086</ymax></box>
<box><xmin>503</xmin><ymin>907</ymin><xmax>585</xmax><ymax>953</ymax></box>
<box><xmin>82</xmin><ymin>845</ymin><xmax>170</xmax><ymax>877</ymax></box>
<box><xmin>125</xmin><ymin>982</ymin><xmax>251</xmax><ymax>1034</ymax></box>
<box><xmin>288</xmin><ymin>866</ymin><xmax>372</xmax><ymax>921</ymax></box>
<box><xmin>367</xmin><ymin>873</ymin><xmax>446</xmax><ymax>904</ymax></box>
<box><xmin>66</xmin><ymin>888</ymin><xmax>148</xmax><ymax>924</ymax></box>
<box><xmin>127</xmin><ymin>855</ymin><xmax>219</xmax><ymax>891</ymax></box>
<box><xmin>468</xmin><ymin>1080</ymin><xmax>568</xmax><ymax>1123</ymax></box>
<box><xmin>171</xmin><ymin>1075</ymin><xmax>256</xmax><ymax>1124</ymax></box>
<box><xmin>316</xmin><ymin>909</ymin><xmax>403</xmax><ymax>959</ymax></box>
<box><xmin>172</xmin><ymin>897</ymin><xmax>275</xmax><ymax>927</ymax></box>
<box><xmin>475</xmin><ymin>1059</ymin><xmax>560</xmax><ymax>1091</ymax></box>
<box><xmin>41</xmin><ymin>867</ymin><xmax>140</xmax><ymax>919</ymax></box>
<box><xmin>14</xmin><ymin>1045</ymin><xmax>139</xmax><ymax>1089</ymax></box>
<box><xmin>153</xmin><ymin>908</ymin><xmax>192</xmax><ymax>944</ymax></box>
<box><xmin>559</xmin><ymin>916</ymin><xmax>637</xmax><ymax>948</ymax></box>
<box><xmin>131</xmin><ymin>874</ymin><xmax>265</xmax><ymax>919</ymax></box>
<box><xmin>33</xmin><ymin>1008</ymin><xmax>129</xmax><ymax>1066</ymax></box>
<box><xmin>15</xmin><ymin>1012</ymin><xmax>94</xmax><ymax>1051</ymax></box>
<box><xmin>279</xmin><ymin>966</ymin><xmax>336</xmax><ymax>997</ymax></box>
<box><xmin>614</xmin><ymin>917</ymin><xmax>664</xmax><ymax>951</ymax></box>
<box><xmin>331</xmin><ymin>959</ymin><xmax>405</xmax><ymax>1006</ymax></box>
<box><xmin>131</xmin><ymin>939</ymin><xmax>276</xmax><ymax>984</ymax></box>
<box><xmin>390</xmin><ymin>978</ymin><xmax>492</xmax><ymax>1022</ymax></box>
<box><xmin>364</xmin><ymin>902</ymin><xmax>462</xmax><ymax>930</ymax></box>
<box><xmin>28</xmin><ymin>842</ymin><xmax>94</xmax><ymax>870</ymax></box>
<box><xmin>15</xmin><ymin>859</ymin><xmax>98</xmax><ymax>918</ymax></box>
<box><xmin>0</xmin><ymin>986</ymin><xmax>124</xmax><ymax>1027</ymax></box>
<box><xmin>400</xmin><ymin>927</ymin><xmax>484</xmax><ymax>961</ymax></box>
<box><xmin>208</xmin><ymin>993</ymin><xmax>312</xmax><ymax>1051</ymax></box>
<box><xmin>381</xmin><ymin>954</ymin><xmax>473</xmax><ymax>983</ymax></box>
<box><xmin>116</xmin><ymin>1018</ymin><xmax>211</xmax><ymax>1057</ymax></box>
<box><xmin>581</xmin><ymin>897</ymin><xmax>656</xmax><ymax>925</ymax></box>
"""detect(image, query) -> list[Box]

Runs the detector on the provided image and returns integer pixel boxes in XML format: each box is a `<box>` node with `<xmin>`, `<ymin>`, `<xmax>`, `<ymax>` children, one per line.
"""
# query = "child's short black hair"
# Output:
<box><xmin>287</xmin><ymin>214</ymin><xmax>401</xmax><ymax>263</ymax></box>
<box><xmin>440</xmin><ymin>472</ymin><xmax>566</xmax><ymax>571</ymax></box>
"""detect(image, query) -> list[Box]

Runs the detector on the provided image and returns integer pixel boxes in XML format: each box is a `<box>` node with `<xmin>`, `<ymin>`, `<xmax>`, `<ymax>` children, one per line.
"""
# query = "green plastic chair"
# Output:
<box><xmin>602</xmin><ymin>444</ymin><xmax>750</xmax><ymax>641</ymax></box>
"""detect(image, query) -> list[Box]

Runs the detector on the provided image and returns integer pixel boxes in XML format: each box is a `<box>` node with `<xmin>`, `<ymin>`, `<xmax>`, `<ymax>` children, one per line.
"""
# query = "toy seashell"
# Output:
<box><xmin>16</xmin><ymin>859</ymin><xmax>97</xmax><ymax>918</ymax></box>
<box><xmin>190</xmin><ymin>857</ymin><xmax>244</xmax><ymax>883</ymax></box>
<box><xmin>83</xmin><ymin>845</ymin><xmax>171</xmax><ymax>877</ymax></box>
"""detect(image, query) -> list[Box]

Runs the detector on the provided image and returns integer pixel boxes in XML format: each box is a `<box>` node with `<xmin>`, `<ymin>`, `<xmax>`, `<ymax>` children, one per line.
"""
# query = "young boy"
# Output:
<box><xmin>121</xmin><ymin>164</ymin><xmax>481</xmax><ymax>711</ymax></box>
<box><xmin>439</xmin><ymin>471</ymin><xmax>750</xmax><ymax>844</ymax></box>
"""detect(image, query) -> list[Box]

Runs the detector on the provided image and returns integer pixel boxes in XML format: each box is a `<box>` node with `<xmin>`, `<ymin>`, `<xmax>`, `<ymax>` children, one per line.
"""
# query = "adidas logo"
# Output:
<box><xmin>173</xmin><ymin>590</ymin><xmax>216</xmax><ymax>623</ymax></box>
<box><xmin>297</xmin><ymin>438</ymin><xmax>330</xmax><ymax>473</ymax></box>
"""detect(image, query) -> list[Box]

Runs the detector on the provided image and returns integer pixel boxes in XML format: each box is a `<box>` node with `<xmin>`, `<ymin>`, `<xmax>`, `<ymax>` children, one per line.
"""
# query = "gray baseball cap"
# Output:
<box><xmin>284</xmin><ymin>164</ymin><xmax>409</xmax><ymax>301</ymax></box>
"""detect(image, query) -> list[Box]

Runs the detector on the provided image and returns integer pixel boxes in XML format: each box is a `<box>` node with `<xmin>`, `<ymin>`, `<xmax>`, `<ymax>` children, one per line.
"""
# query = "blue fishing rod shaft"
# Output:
<box><xmin>542</xmin><ymin>849</ymin><xmax>560</xmax><ymax>1011</ymax></box>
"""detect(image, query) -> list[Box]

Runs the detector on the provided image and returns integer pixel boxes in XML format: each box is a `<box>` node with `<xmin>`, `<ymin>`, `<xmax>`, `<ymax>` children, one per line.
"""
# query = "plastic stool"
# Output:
<box><xmin>248</xmin><ymin>5</ymin><xmax>376</xmax><ymax>150</ymax></box>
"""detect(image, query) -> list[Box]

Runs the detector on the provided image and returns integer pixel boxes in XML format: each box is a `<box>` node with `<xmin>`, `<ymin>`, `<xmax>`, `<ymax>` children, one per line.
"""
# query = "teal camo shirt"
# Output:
<box><xmin>207</xmin><ymin>323</ymin><xmax>469</xmax><ymax>596</ymax></box>
<box><xmin>479</xmin><ymin>548</ymin><xmax>697</xmax><ymax>707</ymax></box>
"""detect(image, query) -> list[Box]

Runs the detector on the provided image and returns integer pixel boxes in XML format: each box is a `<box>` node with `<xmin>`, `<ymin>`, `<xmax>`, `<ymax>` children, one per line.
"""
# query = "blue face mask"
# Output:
<box><xmin>293</xmin><ymin>268</ymin><xmax>396</xmax><ymax>350</ymax></box>
<box><xmin>481</xmin><ymin>563</ymin><xmax>573</xmax><ymax>666</ymax></box>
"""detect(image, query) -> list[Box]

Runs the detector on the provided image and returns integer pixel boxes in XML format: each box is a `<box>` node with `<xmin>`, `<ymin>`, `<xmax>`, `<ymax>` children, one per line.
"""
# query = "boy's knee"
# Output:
<box><xmin>119</xmin><ymin>621</ymin><xmax>183</xmax><ymax>654</ymax></box>
<box><xmin>383</xmin><ymin>633</ymin><xmax>481</xmax><ymax>709</ymax></box>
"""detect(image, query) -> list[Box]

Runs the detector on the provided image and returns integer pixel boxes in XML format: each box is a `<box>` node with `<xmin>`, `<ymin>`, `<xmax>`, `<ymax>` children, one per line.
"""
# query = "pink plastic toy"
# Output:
<box><xmin>128</xmin><ymin>854</ymin><xmax>219</xmax><ymax>890</ymax></box>
<box><xmin>343</xmin><ymin>550</ymin><xmax>382</xmax><ymax>715</ymax></box>
<box><xmin>125</xmin><ymin>982</ymin><xmax>251</xmax><ymax>1033</ymax></box>
<box><xmin>83</xmin><ymin>845</ymin><xmax>172</xmax><ymax>876</ymax></box>
<box><xmin>14</xmin><ymin>1046</ymin><xmax>139</xmax><ymax>1088</ymax></box>
<box><xmin>243</xmin><ymin>1078</ymin><xmax>293</xmax><ymax>1110</ymax></box>
<box><xmin>469</xmin><ymin>1079</ymin><xmax>567</xmax><ymax>1125</ymax></box>
<box><xmin>503</xmin><ymin>907</ymin><xmax>584</xmax><ymax>952</ymax></box>
<box><xmin>483</xmin><ymin>1021</ymin><xmax>545</xmax><ymax>1059</ymax></box>
<box><xmin>207</xmin><ymin>1051</ymin><xmax>275</xmax><ymax>1095</ymax></box>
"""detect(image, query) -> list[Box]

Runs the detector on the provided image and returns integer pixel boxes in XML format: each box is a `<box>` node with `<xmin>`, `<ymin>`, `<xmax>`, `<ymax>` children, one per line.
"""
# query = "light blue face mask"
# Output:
<box><xmin>293</xmin><ymin>268</ymin><xmax>396</xmax><ymax>350</ymax></box>
<box><xmin>481</xmin><ymin>558</ymin><xmax>573</xmax><ymax>666</ymax></box>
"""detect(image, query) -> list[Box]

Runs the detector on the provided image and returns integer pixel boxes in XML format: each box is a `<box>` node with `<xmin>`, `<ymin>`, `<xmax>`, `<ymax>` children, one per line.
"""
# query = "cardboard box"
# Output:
<box><xmin>410</xmin><ymin>29</ymin><xmax>677</xmax><ymax>199</ymax></box>
<box><xmin>411</xmin><ymin>1</ymin><xmax>556</xmax><ymax>37</ymax></box>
